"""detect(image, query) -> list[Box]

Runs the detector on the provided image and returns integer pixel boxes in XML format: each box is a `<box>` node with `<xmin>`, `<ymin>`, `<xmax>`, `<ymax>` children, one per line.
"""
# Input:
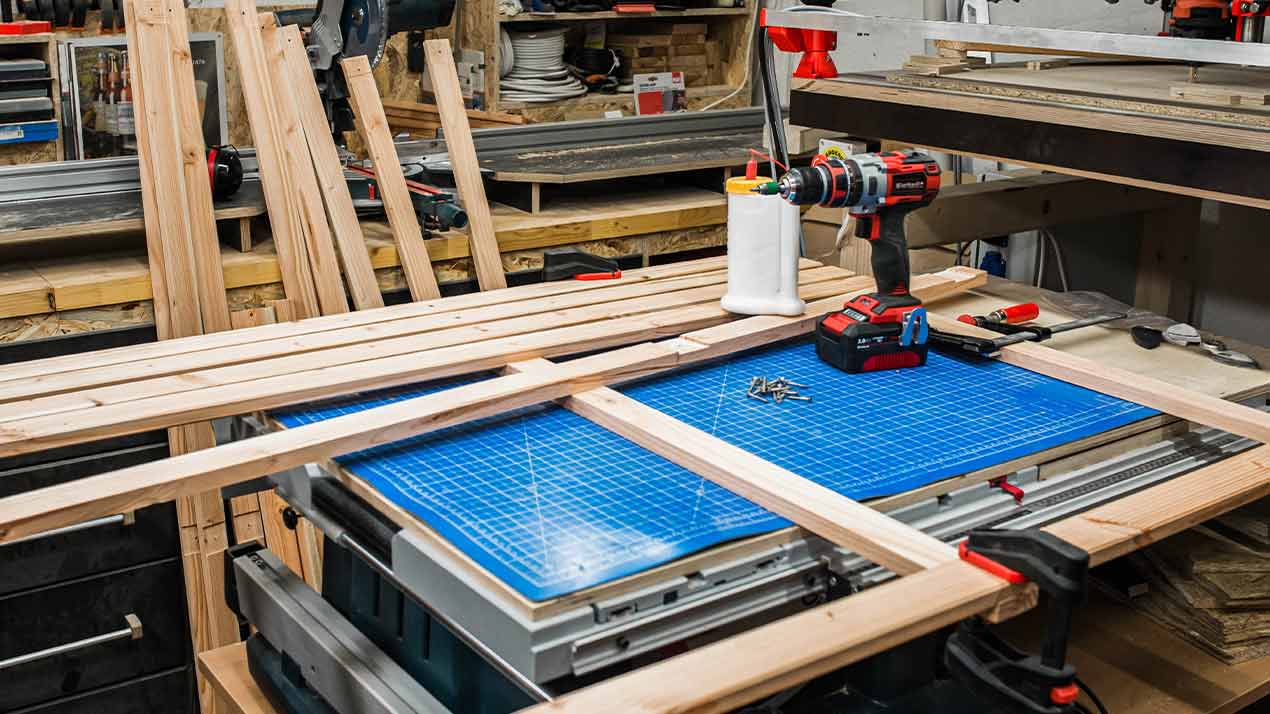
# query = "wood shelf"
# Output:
<box><xmin>499</xmin><ymin>7</ymin><xmax>749</xmax><ymax>22</ymax></box>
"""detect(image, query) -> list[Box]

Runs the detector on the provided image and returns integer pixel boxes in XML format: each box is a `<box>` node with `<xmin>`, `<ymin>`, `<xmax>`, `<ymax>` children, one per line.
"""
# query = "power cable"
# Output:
<box><xmin>500</xmin><ymin>27</ymin><xmax>588</xmax><ymax>103</ymax></box>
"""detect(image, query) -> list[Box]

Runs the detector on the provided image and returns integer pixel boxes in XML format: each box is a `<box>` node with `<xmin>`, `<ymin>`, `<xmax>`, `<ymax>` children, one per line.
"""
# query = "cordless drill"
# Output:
<box><xmin>757</xmin><ymin>150</ymin><xmax>942</xmax><ymax>373</ymax></box>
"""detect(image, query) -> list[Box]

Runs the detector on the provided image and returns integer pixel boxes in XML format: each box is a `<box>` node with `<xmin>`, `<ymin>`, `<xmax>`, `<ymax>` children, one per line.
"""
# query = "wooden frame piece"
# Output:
<box><xmin>422</xmin><ymin>39</ymin><xmax>507</xmax><ymax>291</ymax></box>
<box><xmin>341</xmin><ymin>55</ymin><xmax>442</xmax><ymax>301</ymax></box>
<box><xmin>518</xmin><ymin>444</ymin><xmax>1270</xmax><ymax>714</ymax></box>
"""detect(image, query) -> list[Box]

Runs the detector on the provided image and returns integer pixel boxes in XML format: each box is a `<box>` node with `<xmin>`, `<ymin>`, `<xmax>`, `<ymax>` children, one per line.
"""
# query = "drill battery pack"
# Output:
<box><xmin>815</xmin><ymin>294</ymin><xmax>929</xmax><ymax>374</ymax></box>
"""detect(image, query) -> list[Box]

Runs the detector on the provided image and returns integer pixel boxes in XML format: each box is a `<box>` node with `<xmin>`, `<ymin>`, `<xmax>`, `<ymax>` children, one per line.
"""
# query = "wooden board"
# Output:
<box><xmin>421</xmin><ymin>39</ymin><xmax>507</xmax><ymax>292</ymax></box>
<box><xmin>276</xmin><ymin>26</ymin><xmax>382</xmax><ymax>311</ymax></box>
<box><xmin>258</xmin><ymin>15</ymin><xmax>349</xmax><ymax>316</ymax></box>
<box><xmin>342</xmin><ymin>55</ymin><xmax>441</xmax><ymax>301</ymax></box>
<box><xmin>224</xmin><ymin>0</ymin><xmax>320</xmax><ymax>318</ymax></box>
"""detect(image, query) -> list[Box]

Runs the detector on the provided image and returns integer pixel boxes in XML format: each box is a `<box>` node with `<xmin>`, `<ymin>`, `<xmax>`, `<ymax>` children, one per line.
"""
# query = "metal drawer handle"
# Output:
<box><xmin>5</xmin><ymin>511</ymin><xmax>135</xmax><ymax>546</ymax></box>
<box><xmin>0</xmin><ymin>614</ymin><xmax>143</xmax><ymax>671</ymax></box>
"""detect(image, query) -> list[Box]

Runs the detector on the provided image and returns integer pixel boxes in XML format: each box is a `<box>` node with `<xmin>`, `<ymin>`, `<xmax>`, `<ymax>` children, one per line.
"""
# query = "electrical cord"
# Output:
<box><xmin>500</xmin><ymin>27</ymin><xmax>588</xmax><ymax>102</ymax></box>
<box><xmin>1076</xmin><ymin>675</ymin><xmax>1109</xmax><ymax>714</ymax></box>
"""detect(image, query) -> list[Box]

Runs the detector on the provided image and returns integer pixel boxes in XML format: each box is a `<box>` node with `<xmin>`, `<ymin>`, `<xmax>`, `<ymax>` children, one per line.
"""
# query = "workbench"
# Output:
<box><xmin>200</xmin><ymin>272</ymin><xmax>1269</xmax><ymax>714</ymax></box>
<box><xmin>789</xmin><ymin>63</ymin><xmax>1270</xmax><ymax>210</ymax></box>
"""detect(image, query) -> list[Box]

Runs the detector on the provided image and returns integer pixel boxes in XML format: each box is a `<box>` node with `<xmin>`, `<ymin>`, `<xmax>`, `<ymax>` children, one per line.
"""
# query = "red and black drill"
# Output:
<box><xmin>756</xmin><ymin>150</ymin><xmax>941</xmax><ymax>373</ymax></box>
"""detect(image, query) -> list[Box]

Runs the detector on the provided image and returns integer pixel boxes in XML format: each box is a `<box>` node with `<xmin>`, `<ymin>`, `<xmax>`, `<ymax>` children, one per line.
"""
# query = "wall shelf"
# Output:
<box><xmin>499</xmin><ymin>7</ymin><xmax>750</xmax><ymax>23</ymax></box>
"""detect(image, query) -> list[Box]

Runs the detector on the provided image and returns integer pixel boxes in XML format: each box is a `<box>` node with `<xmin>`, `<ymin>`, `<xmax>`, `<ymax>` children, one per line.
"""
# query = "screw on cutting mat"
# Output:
<box><xmin>747</xmin><ymin>376</ymin><xmax>812</xmax><ymax>404</ymax></box>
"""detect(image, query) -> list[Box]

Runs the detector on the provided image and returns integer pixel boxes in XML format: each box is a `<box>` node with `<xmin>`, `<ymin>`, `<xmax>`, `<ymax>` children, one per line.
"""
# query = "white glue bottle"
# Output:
<box><xmin>720</xmin><ymin>161</ymin><xmax>805</xmax><ymax>317</ymax></box>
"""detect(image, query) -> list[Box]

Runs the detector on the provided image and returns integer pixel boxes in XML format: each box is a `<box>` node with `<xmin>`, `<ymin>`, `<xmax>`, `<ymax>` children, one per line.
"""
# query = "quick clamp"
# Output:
<box><xmin>946</xmin><ymin>529</ymin><xmax>1090</xmax><ymax>714</ymax></box>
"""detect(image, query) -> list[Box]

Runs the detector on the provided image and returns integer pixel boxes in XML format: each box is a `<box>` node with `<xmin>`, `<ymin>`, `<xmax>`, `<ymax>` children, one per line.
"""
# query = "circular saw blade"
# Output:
<box><xmin>340</xmin><ymin>0</ymin><xmax>389</xmax><ymax>69</ymax></box>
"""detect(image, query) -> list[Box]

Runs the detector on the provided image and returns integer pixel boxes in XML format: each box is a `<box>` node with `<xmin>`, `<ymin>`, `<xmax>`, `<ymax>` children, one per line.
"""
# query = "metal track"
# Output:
<box><xmin>765</xmin><ymin>10</ymin><xmax>1270</xmax><ymax>68</ymax></box>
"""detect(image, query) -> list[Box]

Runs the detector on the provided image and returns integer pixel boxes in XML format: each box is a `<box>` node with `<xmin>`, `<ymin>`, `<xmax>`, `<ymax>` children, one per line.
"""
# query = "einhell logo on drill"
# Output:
<box><xmin>893</xmin><ymin>179</ymin><xmax>926</xmax><ymax>194</ymax></box>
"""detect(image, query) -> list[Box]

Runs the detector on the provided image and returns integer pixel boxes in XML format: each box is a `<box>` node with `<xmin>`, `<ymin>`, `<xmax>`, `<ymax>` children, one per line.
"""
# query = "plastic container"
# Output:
<box><xmin>720</xmin><ymin>175</ymin><xmax>805</xmax><ymax>317</ymax></box>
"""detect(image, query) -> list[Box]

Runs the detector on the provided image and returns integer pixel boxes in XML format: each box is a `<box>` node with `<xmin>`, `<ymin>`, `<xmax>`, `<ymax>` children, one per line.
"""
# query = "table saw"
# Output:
<box><xmin>221</xmin><ymin>279</ymin><xmax>1270</xmax><ymax>714</ymax></box>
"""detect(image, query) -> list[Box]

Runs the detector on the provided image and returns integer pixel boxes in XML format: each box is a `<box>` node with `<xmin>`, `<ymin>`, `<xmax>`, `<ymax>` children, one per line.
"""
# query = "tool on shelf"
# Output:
<box><xmin>756</xmin><ymin>150</ymin><xmax>942</xmax><ymax>373</ymax></box>
<box><xmin>541</xmin><ymin>248</ymin><xmax>622</xmax><ymax>281</ymax></box>
<box><xmin>948</xmin><ymin>528</ymin><xmax>1090</xmax><ymax>714</ymax></box>
<box><xmin>931</xmin><ymin>313</ymin><xmax>1126</xmax><ymax>359</ymax></box>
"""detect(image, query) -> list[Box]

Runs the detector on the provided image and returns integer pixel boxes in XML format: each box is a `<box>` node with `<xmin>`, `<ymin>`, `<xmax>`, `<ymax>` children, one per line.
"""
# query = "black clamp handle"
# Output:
<box><xmin>946</xmin><ymin>528</ymin><xmax>1090</xmax><ymax>714</ymax></box>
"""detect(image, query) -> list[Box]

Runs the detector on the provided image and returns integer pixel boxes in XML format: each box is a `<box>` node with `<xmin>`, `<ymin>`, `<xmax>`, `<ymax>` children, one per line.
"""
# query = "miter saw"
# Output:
<box><xmin>295</xmin><ymin>0</ymin><xmax>456</xmax><ymax>138</ymax></box>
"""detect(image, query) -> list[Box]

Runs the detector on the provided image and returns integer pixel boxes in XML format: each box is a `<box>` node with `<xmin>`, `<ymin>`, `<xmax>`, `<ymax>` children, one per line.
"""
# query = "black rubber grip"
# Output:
<box><xmin>870</xmin><ymin>209</ymin><xmax>914</xmax><ymax>297</ymax></box>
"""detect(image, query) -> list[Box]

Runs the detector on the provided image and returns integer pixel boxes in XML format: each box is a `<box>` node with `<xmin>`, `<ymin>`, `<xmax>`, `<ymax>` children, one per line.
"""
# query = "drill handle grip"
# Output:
<box><xmin>855</xmin><ymin>208</ymin><xmax>914</xmax><ymax>298</ymax></box>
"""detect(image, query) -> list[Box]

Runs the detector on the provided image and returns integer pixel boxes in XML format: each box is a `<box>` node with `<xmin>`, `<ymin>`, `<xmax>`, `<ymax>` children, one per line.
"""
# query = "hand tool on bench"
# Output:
<box><xmin>757</xmin><ymin>149</ymin><xmax>942</xmax><ymax>373</ymax></box>
<box><xmin>930</xmin><ymin>313</ymin><xmax>1127</xmax><ymax>359</ymax></box>
<box><xmin>957</xmin><ymin>302</ymin><xmax>1040</xmax><ymax>329</ymax></box>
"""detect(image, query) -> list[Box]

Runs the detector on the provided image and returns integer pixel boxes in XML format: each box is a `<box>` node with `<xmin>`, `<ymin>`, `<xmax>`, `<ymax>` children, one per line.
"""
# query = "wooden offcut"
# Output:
<box><xmin>422</xmin><ymin>39</ymin><xmax>508</xmax><ymax>291</ymax></box>
<box><xmin>342</xmin><ymin>55</ymin><xmax>442</xmax><ymax>301</ymax></box>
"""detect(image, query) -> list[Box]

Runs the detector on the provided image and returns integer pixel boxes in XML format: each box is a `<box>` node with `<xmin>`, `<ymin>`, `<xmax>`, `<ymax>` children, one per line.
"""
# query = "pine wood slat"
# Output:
<box><xmin>224</xmin><ymin>0</ymin><xmax>320</xmax><ymax>318</ymax></box>
<box><xmin>0</xmin><ymin>264</ymin><xmax>743</xmax><ymax>407</ymax></box>
<box><xmin>422</xmin><ymin>39</ymin><xmax>507</xmax><ymax>291</ymax></box>
<box><xmin>0</xmin><ymin>256</ymin><xmax>733</xmax><ymax>387</ymax></box>
<box><xmin>0</xmin><ymin>270</ymin><xmax>863</xmax><ymax>456</ymax></box>
<box><xmin>0</xmin><ymin>268</ymin><xmax>985</xmax><ymax>544</ymax></box>
<box><xmin>341</xmin><ymin>55</ymin><xmax>441</xmax><ymax>301</ymax></box>
<box><xmin>277</xmin><ymin>24</ymin><xmax>383</xmax><ymax>311</ymax></box>
<box><xmin>259</xmin><ymin>14</ymin><xmax>349</xmax><ymax>316</ymax></box>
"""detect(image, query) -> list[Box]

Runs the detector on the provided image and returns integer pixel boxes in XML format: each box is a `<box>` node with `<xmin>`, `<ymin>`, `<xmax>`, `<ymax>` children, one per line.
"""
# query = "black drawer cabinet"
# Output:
<box><xmin>14</xmin><ymin>667</ymin><xmax>193</xmax><ymax>714</ymax></box>
<box><xmin>0</xmin><ymin>559</ymin><xmax>193</xmax><ymax>712</ymax></box>
<box><xmin>0</xmin><ymin>436</ymin><xmax>177</xmax><ymax>597</ymax></box>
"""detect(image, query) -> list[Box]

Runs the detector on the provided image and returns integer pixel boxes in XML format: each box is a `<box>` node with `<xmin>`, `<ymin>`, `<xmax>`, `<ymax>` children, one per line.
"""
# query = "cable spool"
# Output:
<box><xmin>500</xmin><ymin>26</ymin><xmax>587</xmax><ymax>103</ymax></box>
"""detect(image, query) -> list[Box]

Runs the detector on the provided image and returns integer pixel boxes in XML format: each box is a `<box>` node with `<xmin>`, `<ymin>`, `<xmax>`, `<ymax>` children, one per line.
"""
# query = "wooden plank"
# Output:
<box><xmin>259</xmin><ymin>15</ymin><xmax>349</xmax><ymax>316</ymax></box>
<box><xmin>521</xmin><ymin>371</ymin><xmax>954</xmax><ymax>574</ymax></box>
<box><xmin>0</xmin><ymin>271</ymin><xmax>862</xmax><ymax>455</ymax></box>
<box><xmin>198</xmin><ymin>643</ymin><xmax>279</xmax><ymax>714</ymax></box>
<box><xmin>0</xmin><ymin>269</ymin><xmax>763</xmax><ymax>412</ymax></box>
<box><xmin>276</xmin><ymin>25</ymin><xmax>383</xmax><ymax>311</ymax></box>
<box><xmin>422</xmin><ymin>39</ymin><xmax>507</xmax><ymax>292</ymax></box>
<box><xmin>165</xmin><ymin>0</ymin><xmax>232</xmax><ymax>334</ymax></box>
<box><xmin>934</xmin><ymin>39</ymin><xmax>1144</xmax><ymax>61</ymax></box>
<box><xmin>519</xmin><ymin>445</ymin><xmax>1270</xmax><ymax>714</ymax></box>
<box><xmin>223</xmin><ymin>0</ymin><xmax>321</xmax><ymax>318</ymax></box>
<box><xmin>341</xmin><ymin>55</ymin><xmax>441</xmax><ymax>301</ymax></box>
<box><xmin>0</xmin><ymin>268</ymin><xmax>985</xmax><ymax>543</ymax></box>
<box><xmin>0</xmin><ymin>256</ymin><xmax>733</xmax><ymax>384</ymax></box>
<box><xmin>1170</xmin><ymin>83</ymin><xmax>1270</xmax><ymax>106</ymax></box>
<box><xmin>124</xmin><ymin>0</ymin><xmax>201</xmax><ymax>341</ymax></box>
<box><xmin>381</xmin><ymin>98</ymin><xmax>526</xmax><ymax>125</ymax></box>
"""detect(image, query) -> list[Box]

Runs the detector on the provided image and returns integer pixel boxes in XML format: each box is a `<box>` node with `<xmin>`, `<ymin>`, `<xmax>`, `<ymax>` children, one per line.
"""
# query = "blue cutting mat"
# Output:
<box><xmin>273</xmin><ymin>340</ymin><xmax>1156</xmax><ymax>601</ymax></box>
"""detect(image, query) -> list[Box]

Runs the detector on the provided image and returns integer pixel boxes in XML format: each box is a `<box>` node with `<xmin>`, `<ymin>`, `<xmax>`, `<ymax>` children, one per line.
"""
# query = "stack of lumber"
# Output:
<box><xmin>1123</xmin><ymin>517</ymin><xmax>1270</xmax><ymax>663</ymax></box>
<box><xmin>610</xmin><ymin>22</ymin><xmax>714</xmax><ymax>85</ymax></box>
<box><xmin>382</xmin><ymin>99</ymin><xmax>524</xmax><ymax>136</ymax></box>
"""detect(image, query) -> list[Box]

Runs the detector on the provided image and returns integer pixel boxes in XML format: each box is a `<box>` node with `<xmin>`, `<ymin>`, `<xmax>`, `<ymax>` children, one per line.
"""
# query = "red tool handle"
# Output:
<box><xmin>957</xmin><ymin>302</ymin><xmax>1041</xmax><ymax>326</ymax></box>
<box><xmin>574</xmin><ymin>271</ymin><xmax>622</xmax><ymax>281</ymax></box>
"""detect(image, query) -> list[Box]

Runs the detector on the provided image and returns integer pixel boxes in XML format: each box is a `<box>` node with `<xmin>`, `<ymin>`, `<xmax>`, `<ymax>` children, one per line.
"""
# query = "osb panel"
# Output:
<box><xmin>0</xmin><ymin>301</ymin><xmax>152</xmax><ymax>342</ymax></box>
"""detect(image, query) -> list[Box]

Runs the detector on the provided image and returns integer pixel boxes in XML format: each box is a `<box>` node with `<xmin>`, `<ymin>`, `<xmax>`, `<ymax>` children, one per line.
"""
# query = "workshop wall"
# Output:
<box><xmin>1193</xmin><ymin>204</ymin><xmax>1270</xmax><ymax>347</ymax></box>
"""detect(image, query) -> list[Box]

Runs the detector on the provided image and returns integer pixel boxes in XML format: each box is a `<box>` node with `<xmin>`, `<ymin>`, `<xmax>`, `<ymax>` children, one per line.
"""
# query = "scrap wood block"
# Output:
<box><xmin>669</xmin><ymin>54</ymin><xmax>708</xmax><ymax>69</ymax></box>
<box><xmin>1027</xmin><ymin>58</ymin><xmax>1071</xmax><ymax>71</ymax></box>
<box><xmin>903</xmin><ymin>60</ymin><xmax>969</xmax><ymax>76</ymax></box>
<box><xmin>669</xmin><ymin>43</ymin><xmax>707</xmax><ymax>57</ymax></box>
<box><xmin>1170</xmin><ymin>82</ymin><xmax>1270</xmax><ymax>106</ymax></box>
<box><xmin>607</xmin><ymin>33</ymin><xmax>671</xmax><ymax>46</ymax></box>
<box><xmin>611</xmin><ymin>43</ymin><xmax>668</xmax><ymax>58</ymax></box>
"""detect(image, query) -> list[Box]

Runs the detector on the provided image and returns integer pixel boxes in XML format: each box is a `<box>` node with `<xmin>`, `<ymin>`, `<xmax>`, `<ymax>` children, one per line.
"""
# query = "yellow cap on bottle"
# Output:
<box><xmin>726</xmin><ymin>176</ymin><xmax>772</xmax><ymax>196</ymax></box>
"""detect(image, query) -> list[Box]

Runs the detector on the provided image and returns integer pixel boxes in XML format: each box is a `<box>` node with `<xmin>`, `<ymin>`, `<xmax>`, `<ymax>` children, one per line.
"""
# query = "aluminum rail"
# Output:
<box><xmin>764</xmin><ymin>10</ymin><xmax>1270</xmax><ymax>68</ymax></box>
